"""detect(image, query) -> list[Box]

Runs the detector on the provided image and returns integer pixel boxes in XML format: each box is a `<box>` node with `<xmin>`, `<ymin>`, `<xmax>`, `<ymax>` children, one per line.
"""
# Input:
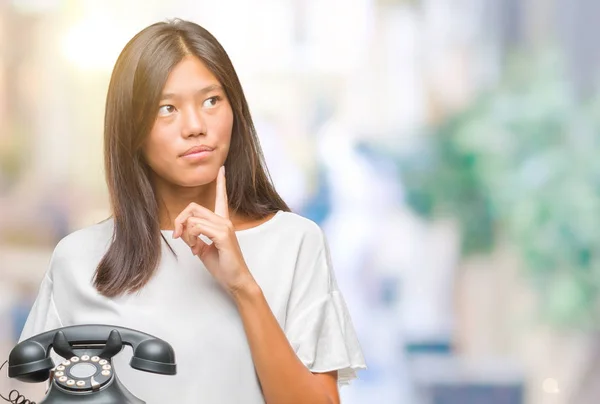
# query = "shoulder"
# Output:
<box><xmin>259</xmin><ymin>211</ymin><xmax>328</xmax><ymax>254</ymax></box>
<box><xmin>272</xmin><ymin>211</ymin><xmax>324</xmax><ymax>236</ymax></box>
<box><xmin>260</xmin><ymin>211</ymin><xmax>325</xmax><ymax>242</ymax></box>
<box><xmin>238</xmin><ymin>211</ymin><xmax>327</xmax><ymax>253</ymax></box>
<box><xmin>52</xmin><ymin>218</ymin><xmax>114</xmax><ymax>262</ymax></box>
<box><xmin>42</xmin><ymin>218</ymin><xmax>113</xmax><ymax>282</ymax></box>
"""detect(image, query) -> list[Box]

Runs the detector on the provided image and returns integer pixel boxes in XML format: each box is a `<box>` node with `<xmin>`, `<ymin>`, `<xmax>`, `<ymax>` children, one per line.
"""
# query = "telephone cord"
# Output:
<box><xmin>0</xmin><ymin>360</ymin><xmax>36</xmax><ymax>404</ymax></box>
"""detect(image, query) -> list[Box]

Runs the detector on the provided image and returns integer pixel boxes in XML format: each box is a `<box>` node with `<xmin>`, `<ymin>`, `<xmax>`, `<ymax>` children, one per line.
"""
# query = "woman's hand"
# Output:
<box><xmin>172</xmin><ymin>166</ymin><xmax>255</xmax><ymax>295</ymax></box>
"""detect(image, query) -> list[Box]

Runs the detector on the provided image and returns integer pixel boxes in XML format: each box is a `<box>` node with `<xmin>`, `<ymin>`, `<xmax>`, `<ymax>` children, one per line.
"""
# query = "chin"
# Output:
<box><xmin>176</xmin><ymin>175</ymin><xmax>216</xmax><ymax>188</ymax></box>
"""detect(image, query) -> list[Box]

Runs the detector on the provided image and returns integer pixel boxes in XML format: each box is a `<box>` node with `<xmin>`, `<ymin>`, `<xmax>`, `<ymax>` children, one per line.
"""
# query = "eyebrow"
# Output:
<box><xmin>160</xmin><ymin>84</ymin><xmax>223</xmax><ymax>101</ymax></box>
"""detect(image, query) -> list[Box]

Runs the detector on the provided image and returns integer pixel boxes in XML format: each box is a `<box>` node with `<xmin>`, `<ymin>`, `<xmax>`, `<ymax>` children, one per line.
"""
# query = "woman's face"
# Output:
<box><xmin>143</xmin><ymin>55</ymin><xmax>233</xmax><ymax>188</ymax></box>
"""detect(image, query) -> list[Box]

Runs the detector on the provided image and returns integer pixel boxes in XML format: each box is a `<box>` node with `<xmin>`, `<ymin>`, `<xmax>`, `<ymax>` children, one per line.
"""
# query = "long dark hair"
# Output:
<box><xmin>96</xmin><ymin>19</ymin><xmax>290</xmax><ymax>297</ymax></box>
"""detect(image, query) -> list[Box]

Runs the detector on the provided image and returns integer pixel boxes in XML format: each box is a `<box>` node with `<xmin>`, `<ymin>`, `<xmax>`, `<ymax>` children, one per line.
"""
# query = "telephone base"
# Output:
<box><xmin>40</xmin><ymin>374</ymin><xmax>144</xmax><ymax>404</ymax></box>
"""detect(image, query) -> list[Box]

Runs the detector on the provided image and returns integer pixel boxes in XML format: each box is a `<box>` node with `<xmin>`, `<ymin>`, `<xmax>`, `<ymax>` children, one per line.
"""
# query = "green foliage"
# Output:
<box><xmin>399</xmin><ymin>52</ymin><xmax>600</xmax><ymax>329</ymax></box>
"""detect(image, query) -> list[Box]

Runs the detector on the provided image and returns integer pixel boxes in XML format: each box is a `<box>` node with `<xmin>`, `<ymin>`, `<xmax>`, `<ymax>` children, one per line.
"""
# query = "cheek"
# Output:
<box><xmin>143</xmin><ymin>128</ymin><xmax>174</xmax><ymax>173</ymax></box>
<box><xmin>215</xmin><ymin>108</ymin><xmax>234</xmax><ymax>150</ymax></box>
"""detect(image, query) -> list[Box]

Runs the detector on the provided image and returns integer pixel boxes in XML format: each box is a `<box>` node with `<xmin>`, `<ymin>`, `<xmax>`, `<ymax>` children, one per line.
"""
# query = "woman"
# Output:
<box><xmin>19</xmin><ymin>19</ymin><xmax>365</xmax><ymax>403</ymax></box>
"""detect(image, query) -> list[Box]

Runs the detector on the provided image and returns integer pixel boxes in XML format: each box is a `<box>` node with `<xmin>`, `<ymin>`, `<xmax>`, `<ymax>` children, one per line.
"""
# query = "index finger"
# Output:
<box><xmin>214</xmin><ymin>165</ymin><xmax>229</xmax><ymax>219</ymax></box>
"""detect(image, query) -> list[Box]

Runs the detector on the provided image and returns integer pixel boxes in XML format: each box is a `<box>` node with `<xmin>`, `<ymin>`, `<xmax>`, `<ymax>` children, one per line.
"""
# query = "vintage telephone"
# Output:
<box><xmin>3</xmin><ymin>325</ymin><xmax>176</xmax><ymax>404</ymax></box>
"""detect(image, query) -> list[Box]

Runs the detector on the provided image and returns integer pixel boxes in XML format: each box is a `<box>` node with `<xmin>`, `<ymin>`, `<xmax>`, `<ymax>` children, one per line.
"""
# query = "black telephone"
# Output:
<box><xmin>6</xmin><ymin>325</ymin><xmax>176</xmax><ymax>404</ymax></box>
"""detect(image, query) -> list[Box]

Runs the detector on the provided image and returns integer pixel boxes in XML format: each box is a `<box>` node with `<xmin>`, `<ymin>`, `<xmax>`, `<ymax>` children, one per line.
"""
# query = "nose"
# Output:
<box><xmin>181</xmin><ymin>106</ymin><xmax>205</xmax><ymax>138</ymax></box>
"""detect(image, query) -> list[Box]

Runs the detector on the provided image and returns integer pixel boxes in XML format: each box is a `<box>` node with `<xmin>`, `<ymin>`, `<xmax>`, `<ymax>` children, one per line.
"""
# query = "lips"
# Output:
<box><xmin>180</xmin><ymin>145</ymin><xmax>214</xmax><ymax>157</ymax></box>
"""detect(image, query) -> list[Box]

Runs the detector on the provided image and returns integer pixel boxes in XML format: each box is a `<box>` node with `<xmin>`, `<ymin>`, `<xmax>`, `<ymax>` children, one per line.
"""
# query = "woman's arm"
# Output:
<box><xmin>172</xmin><ymin>167</ymin><xmax>341</xmax><ymax>403</ymax></box>
<box><xmin>232</xmin><ymin>281</ymin><xmax>340</xmax><ymax>404</ymax></box>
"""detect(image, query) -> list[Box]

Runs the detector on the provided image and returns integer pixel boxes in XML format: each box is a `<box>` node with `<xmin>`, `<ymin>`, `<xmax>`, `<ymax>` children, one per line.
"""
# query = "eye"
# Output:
<box><xmin>158</xmin><ymin>105</ymin><xmax>176</xmax><ymax>116</ymax></box>
<box><xmin>202</xmin><ymin>96</ymin><xmax>221</xmax><ymax>109</ymax></box>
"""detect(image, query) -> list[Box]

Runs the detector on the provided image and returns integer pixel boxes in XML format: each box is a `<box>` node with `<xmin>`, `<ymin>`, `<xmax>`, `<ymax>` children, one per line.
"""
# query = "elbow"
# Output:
<box><xmin>321</xmin><ymin>386</ymin><xmax>339</xmax><ymax>404</ymax></box>
<box><xmin>326</xmin><ymin>396</ymin><xmax>339</xmax><ymax>404</ymax></box>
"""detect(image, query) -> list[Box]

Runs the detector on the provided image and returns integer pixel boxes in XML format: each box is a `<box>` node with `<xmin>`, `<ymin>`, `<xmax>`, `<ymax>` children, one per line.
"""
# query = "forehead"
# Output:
<box><xmin>162</xmin><ymin>55</ymin><xmax>221</xmax><ymax>91</ymax></box>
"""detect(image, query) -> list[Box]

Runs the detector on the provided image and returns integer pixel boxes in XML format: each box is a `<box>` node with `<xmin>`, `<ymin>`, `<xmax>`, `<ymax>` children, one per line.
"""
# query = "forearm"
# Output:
<box><xmin>232</xmin><ymin>281</ymin><xmax>334</xmax><ymax>404</ymax></box>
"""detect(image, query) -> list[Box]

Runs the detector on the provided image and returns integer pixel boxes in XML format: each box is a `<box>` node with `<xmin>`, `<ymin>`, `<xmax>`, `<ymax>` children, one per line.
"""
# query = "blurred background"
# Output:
<box><xmin>1</xmin><ymin>0</ymin><xmax>600</xmax><ymax>403</ymax></box>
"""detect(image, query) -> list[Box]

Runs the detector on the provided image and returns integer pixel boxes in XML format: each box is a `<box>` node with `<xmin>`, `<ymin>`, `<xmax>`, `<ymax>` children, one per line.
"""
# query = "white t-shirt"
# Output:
<box><xmin>19</xmin><ymin>210</ymin><xmax>366</xmax><ymax>403</ymax></box>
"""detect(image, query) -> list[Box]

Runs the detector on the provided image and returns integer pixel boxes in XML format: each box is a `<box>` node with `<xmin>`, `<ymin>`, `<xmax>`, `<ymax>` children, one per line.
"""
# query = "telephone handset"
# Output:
<box><xmin>7</xmin><ymin>325</ymin><xmax>176</xmax><ymax>404</ymax></box>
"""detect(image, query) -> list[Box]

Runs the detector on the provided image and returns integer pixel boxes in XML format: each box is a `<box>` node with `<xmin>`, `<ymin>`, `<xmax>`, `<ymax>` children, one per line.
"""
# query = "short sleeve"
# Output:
<box><xmin>18</xmin><ymin>251</ymin><xmax>64</xmax><ymax>343</ymax></box>
<box><xmin>284</xmin><ymin>226</ymin><xmax>366</xmax><ymax>385</ymax></box>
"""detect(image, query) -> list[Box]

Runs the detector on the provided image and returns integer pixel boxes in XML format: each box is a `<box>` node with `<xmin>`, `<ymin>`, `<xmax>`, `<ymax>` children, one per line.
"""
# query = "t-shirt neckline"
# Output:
<box><xmin>159</xmin><ymin>210</ymin><xmax>284</xmax><ymax>236</ymax></box>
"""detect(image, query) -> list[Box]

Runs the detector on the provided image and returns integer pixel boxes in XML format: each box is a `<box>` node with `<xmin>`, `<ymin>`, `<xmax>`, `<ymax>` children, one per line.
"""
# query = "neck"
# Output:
<box><xmin>154</xmin><ymin>178</ymin><xmax>230</xmax><ymax>231</ymax></box>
